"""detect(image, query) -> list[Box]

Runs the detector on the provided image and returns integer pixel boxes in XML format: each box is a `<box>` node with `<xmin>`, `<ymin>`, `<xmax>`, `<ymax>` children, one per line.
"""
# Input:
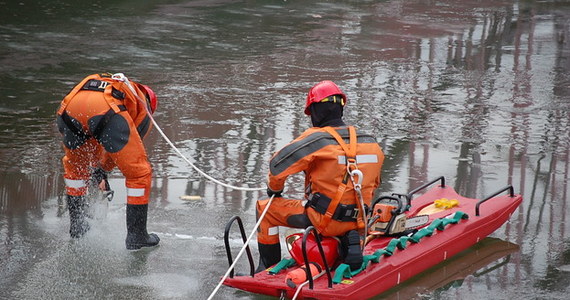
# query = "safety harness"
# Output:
<box><xmin>306</xmin><ymin>126</ymin><xmax>367</xmax><ymax>229</ymax></box>
<box><xmin>58</xmin><ymin>74</ymin><xmax>127</xmax><ymax>141</ymax></box>
<box><xmin>307</xmin><ymin>192</ymin><xmax>361</xmax><ymax>222</ymax></box>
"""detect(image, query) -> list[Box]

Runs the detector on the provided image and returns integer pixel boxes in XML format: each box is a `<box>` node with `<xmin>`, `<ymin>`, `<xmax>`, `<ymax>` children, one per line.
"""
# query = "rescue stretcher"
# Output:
<box><xmin>222</xmin><ymin>176</ymin><xmax>523</xmax><ymax>299</ymax></box>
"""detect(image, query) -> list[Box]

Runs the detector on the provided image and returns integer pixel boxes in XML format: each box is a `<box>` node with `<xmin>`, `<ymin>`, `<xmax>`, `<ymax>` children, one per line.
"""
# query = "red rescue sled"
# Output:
<box><xmin>222</xmin><ymin>176</ymin><xmax>522</xmax><ymax>299</ymax></box>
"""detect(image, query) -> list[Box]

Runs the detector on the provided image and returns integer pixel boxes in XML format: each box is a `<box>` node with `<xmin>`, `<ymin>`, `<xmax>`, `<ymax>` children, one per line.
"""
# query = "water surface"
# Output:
<box><xmin>1</xmin><ymin>0</ymin><xmax>569</xmax><ymax>299</ymax></box>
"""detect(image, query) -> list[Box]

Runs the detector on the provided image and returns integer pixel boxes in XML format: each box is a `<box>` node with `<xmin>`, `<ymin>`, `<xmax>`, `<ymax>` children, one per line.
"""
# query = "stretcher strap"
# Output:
<box><xmin>409</xmin><ymin>211</ymin><xmax>468</xmax><ymax>243</ymax></box>
<box><xmin>332</xmin><ymin>211</ymin><xmax>469</xmax><ymax>283</ymax></box>
<box><xmin>268</xmin><ymin>258</ymin><xmax>296</xmax><ymax>275</ymax></box>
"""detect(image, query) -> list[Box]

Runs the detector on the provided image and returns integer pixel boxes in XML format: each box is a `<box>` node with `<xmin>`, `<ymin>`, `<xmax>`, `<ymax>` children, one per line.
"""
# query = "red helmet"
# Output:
<box><xmin>137</xmin><ymin>84</ymin><xmax>158</xmax><ymax>114</ymax></box>
<box><xmin>304</xmin><ymin>80</ymin><xmax>347</xmax><ymax>115</ymax></box>
<box><xmin>286</xmin><ymin>233</ymin><xmax>339</xmax><ymax>268</ymax></box>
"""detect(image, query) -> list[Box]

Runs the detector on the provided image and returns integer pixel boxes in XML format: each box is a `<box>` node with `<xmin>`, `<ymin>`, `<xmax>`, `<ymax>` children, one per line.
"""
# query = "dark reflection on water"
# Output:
<box><xmin>1</xmin><ymin>0</ymin><xmax>570</xmax><ymax>299</ymax></box>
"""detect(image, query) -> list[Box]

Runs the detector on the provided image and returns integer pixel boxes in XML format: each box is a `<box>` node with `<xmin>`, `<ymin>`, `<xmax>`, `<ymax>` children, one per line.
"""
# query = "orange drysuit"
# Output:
<box><xmin>257</xmin><ymin>126</ymin><xmax>384</xmax><ymax>244</ymax></box>
<box><xmin>56</xmin><ymin>73</ymin><xmax>153</xmax><ymax>205</ymax></box>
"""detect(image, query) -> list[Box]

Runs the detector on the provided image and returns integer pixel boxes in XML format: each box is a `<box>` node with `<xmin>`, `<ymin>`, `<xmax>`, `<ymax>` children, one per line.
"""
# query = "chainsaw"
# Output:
<box><xmin>367</xmin><ymin>195</ymin><xmax>429</xmax><ymax>236</ymax></box>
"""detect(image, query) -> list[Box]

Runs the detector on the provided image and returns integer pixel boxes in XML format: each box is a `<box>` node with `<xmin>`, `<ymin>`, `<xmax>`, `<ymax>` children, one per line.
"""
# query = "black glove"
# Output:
<box><xmin>92</xmin><ymin>167</ymin><xmax>110</xmax><ymax>191</ymax></box>
<box><xmin>266</xmin><ymin>187</ymin><xmax>283</xmax><ymax>198</ymax></box>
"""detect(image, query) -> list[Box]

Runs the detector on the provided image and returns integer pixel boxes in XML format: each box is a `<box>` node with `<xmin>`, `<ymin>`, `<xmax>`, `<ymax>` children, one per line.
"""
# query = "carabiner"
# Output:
<box><xmin>346</xmin><ymin>158</ymin><xmax>358</xmax><ymax>173</ymax></box>
<box><xmin>111</xmin><ymin>73</ymin><xmax>150</xmax><ymax>114</ymax></box>
<box><xmin>111</xmin><ymin>73</ymin><xmax>127</xmax><ymax>82</ymax></box>
<box><xmin>350</xmin><ymin>169</ymin><xmax>364</xmax><ymax>190</ymax></box>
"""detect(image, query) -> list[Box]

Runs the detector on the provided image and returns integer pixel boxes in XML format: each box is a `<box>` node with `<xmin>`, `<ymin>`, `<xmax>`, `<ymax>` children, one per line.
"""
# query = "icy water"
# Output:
<box><xmin>1</xmin><ymin>0</ymin><xmax>570</xmax><ymax>299</ymax></box>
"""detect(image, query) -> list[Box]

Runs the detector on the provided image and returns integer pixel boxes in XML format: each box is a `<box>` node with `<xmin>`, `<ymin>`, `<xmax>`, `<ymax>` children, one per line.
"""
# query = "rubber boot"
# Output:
<box><xmin>67</xmin><ymin>195</ymin><xmax>90</xmax><ymax>238</ymax></box>
<box><xmin>342</xmin><ymin>230</ymin><xmax>363</xmax><ymax>271</ymax></box>
<box><xmin>125</xmin><ymin>204</ymin><xmax>160</xmax><ymax>250</ymax></box>
<box><xmin>256</xmin><ymin>242</ymin><xmax>281</xmax><ymax>273</ymax></box>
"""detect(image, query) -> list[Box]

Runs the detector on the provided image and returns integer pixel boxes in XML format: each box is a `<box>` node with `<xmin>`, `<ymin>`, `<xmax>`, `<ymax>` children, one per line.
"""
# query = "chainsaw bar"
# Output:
<box><xmin>405</xmin><ymin>215</ymin><xmax>430</xmax><ymax>229</ymax></box>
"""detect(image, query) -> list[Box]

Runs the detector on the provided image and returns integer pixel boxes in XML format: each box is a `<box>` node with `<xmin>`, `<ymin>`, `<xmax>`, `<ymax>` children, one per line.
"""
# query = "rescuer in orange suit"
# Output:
<box><xmin>56</xmin><ymin>73</ymin><xmax>160</xmax><ymax>250</ymax></box>
<box><xmin>256</xmin><ymin>81</ymin><xmax>385</xmax><ymax>272</ymax></box>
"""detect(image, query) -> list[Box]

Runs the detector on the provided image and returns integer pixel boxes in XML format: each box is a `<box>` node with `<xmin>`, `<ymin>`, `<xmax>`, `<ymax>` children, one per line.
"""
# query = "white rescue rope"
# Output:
<box><xmin>349</xmin><ymin>168</ymin><xmax>368</xmax><ymax>250</ymax></box>
<box><xmin>111</xmin><ymin>73</ymin><xmax>264</xmax><ymax>192</ymax></box>
<box><xmin>207</xmin><ymin>194</ymin><xmax>276</xmax><ymax>300</ymax></box>
<box><xmin>112</xmin><ymin>74</ymin><xmax>272</xmax><ymax>300</ymax></box>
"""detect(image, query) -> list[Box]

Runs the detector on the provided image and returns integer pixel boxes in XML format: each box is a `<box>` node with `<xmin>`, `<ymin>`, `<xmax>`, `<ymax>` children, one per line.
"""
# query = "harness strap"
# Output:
<box><xmin>58</xmin><ymin>75</ymin><xmax>129</xmax><ymax>140</ymax></box>
<box><xmin>59</xmin><ymin>76</ymin><xmax>126</xmax><ymax>115</ymax></box>
<box><xmin>82</xmin><ymin>78</ymin><xmax>111</xmax><ymax>92</ymax></box>
<box><xmin>318</xmin><ymin>126</ymin><xmax>358</xmax><ymax>230</ymax></box>
<box><xmin>58</xmin><ymin>74</ymin><xmax>103</xmax><ymax>114</ymax></box>
<box><xmin>307</xmin><ymin>192</ymin><xmax>362</xmax><ymax>222</ymax></box>
<box><xmin>82</xmin><ymin>79</ymin><xmax>125</xmax><ymax>100</ymax></box>
<box><xmin>81</xmin><ymin>79</ymin><xmax>124</xmax><ymax>113</ymax></box>
<box><xmin>323</xmin><ymin>126</ymin><xmax>357</xmax><ymax>162</ymax></box>
<box><xmin>103</xmin><ymin>84</ymin><xmax>124</xmax><ymax>113</ymax></box>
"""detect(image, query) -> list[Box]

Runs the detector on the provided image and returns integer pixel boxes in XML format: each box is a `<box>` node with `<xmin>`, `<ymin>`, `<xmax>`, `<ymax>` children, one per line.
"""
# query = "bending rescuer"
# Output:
<box><xmin>256</xmin><ymin>80</ymin><xmax>385</xmax><ymax>271</ymax></box>
<box><xmin>56</xmin><ymin>73</ymin><xmax>160</xmax><ymax>250</ymax></box>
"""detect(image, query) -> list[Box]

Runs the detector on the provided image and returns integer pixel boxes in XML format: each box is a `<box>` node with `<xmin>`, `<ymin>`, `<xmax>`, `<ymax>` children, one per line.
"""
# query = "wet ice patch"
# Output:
<box><xmin>174</xmin><ymin>233</ymin><xmax>194</xmax><ymax>239</ymax></box>
<box><xmin>557</xmin><ymin>265</ymin><xmax>570</xmax><ymax>272</ymax></box>
<box><xmin>114</xmin><ymin>273</ymin><xmax>198</xmax><ymax>298</ymax></box>
<box><xmin>157</xmin><ymin>232</ymin><xmax>218</xmax><ymax>241</ymax></box>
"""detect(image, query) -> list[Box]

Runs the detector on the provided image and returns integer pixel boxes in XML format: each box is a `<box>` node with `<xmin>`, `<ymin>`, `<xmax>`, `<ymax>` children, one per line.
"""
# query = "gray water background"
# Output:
<box><xmin>1</xmin><ymin>0</ymin><xmax>570</xmax><ymax>299</ymax></box>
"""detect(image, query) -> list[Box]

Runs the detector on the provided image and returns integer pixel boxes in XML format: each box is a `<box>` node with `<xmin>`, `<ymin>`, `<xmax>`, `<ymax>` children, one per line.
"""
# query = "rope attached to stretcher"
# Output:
<box><xmin>111</xmin><ymin>74</ymin><xmax>271</xmax><ymax>300</ymax></box>
<box><xmin>207</xmin><ymin>194</ymin><xmax>276</xmax><ymax>300</ymax></box>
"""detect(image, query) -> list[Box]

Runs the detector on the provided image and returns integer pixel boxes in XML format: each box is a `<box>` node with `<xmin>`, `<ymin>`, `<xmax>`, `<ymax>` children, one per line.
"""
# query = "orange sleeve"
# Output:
<box><xmin>100</xmin><ymin>152</ymin><xmax>116</xmax><ymax>172</ymax></box>
<box><xmin>267</xmin><ymin>129</ymin><xmax>319</xmax><ymax>192</ymax></box>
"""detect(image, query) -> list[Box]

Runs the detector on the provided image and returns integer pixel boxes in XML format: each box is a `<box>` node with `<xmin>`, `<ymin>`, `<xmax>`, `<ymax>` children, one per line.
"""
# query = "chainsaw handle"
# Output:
<box><xmin>370</xmin><ymin>195</ymin><xmax>403</xmax><ymax>215</ymax></box>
